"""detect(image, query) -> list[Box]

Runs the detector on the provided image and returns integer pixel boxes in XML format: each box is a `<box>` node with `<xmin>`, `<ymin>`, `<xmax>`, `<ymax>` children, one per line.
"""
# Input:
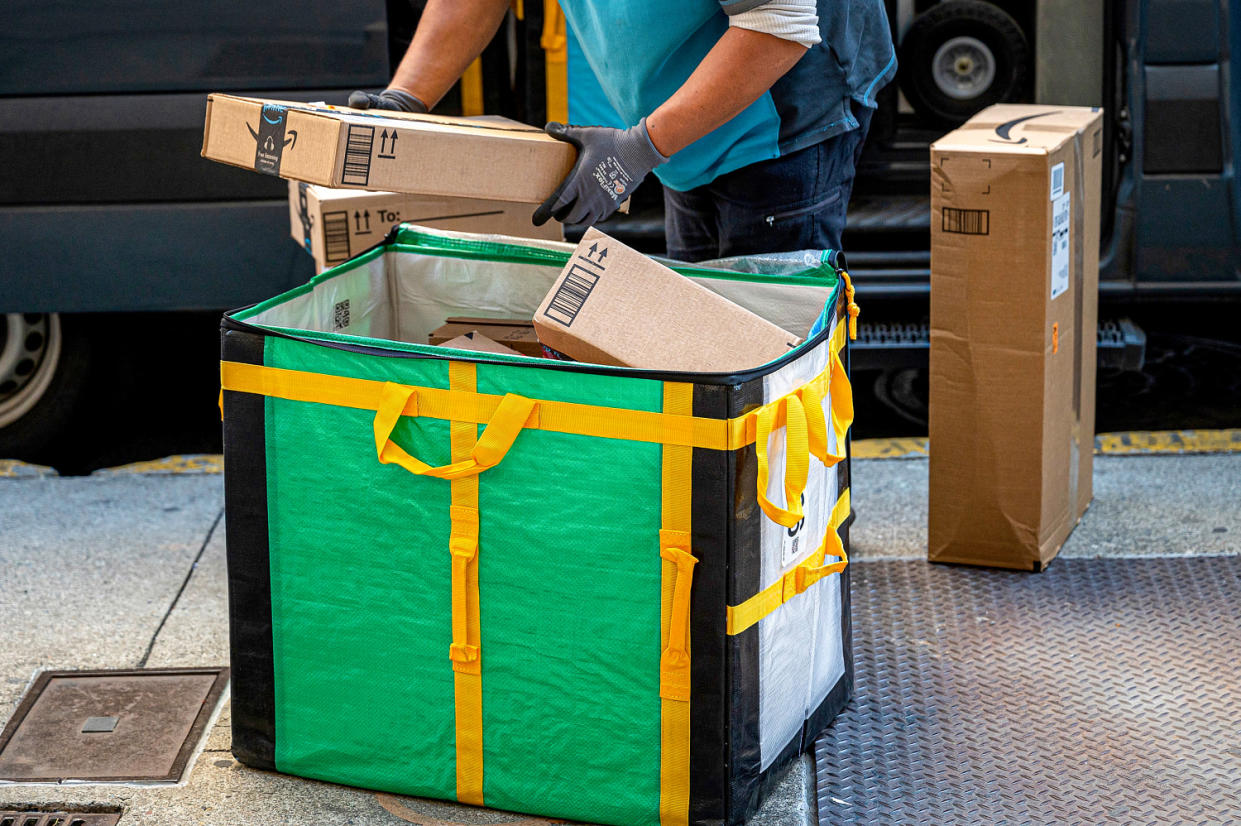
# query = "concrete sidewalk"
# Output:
<box><xmin>0</xmin><ymin>450</ymin><xmax>1237</xmax><ymax>824</ymax></box>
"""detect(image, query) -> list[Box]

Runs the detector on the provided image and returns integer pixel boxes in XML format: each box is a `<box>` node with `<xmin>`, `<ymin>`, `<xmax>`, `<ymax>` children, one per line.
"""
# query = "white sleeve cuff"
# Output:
<box><xmin>728</xmin><ymin>1</ymin><xmax>821</xmax><ymax>49</ymax></box>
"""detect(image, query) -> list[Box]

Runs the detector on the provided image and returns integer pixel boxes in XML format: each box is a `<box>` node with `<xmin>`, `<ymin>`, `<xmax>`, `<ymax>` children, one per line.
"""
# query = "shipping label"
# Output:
<box><xmin>1051</xmin><ymin>192</ymin><xmax>1071</xmax><ymax>300</ymax></box>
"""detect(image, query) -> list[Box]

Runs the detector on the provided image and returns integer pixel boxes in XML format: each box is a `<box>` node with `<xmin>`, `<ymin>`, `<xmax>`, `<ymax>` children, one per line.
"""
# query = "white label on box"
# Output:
<box><xmin>1051</xmin><ymin>192</ymin><xmax>1071</xmax><ymax>300</ymax></box>
<box><xmin>1050</xmin><ymin>161</ymin><xmax>1065</xmax><ymax>200</ymax></box>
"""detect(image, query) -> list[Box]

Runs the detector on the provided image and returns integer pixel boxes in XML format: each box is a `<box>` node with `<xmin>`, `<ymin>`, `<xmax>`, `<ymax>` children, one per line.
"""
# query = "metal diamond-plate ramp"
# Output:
<box><xmin>816</xmin><ymin>558</ymin><xmax>1241</xmax><ymax>825</ymax></box>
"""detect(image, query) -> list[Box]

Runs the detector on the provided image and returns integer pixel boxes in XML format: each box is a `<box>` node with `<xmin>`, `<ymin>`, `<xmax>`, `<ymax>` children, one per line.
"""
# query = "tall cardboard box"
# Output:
<box><xmin>929</xmin><ymin>104</ymin><xmax>1103</xmax><ymax>571</ymax></box>
<box><xmin>289</xmin><ymin>182</ymin><xmax>562</xmax><ymax>271</ymax></box>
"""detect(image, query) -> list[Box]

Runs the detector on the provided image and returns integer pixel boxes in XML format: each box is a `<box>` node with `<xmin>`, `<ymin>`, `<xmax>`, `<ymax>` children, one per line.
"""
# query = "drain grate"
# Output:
<box><xmin>0</xmin><ymin>813</ymin><xmax>120</xmax><ymax>826</ymax></box>
<box><xmin>0</xmin><ymin>668</ymin><xmax>228</xmax><ymax>783</ymax></box>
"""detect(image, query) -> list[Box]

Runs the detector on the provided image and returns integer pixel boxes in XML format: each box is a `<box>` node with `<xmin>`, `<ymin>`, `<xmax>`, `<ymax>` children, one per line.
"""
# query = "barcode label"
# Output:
<box><xmin>342</xmin><ymin>125</ymin><xmax>375</xmax><ymax>186</ymax></box>
<box><xmin>942</xmin><ymin>207</ymin><xmax>990</xmax><ymax>235</ymax></box>
<box><xmin>1050</xmin><ymin>162</ymin><xmax>1065</xmax><ymax>199</ymax></box>
<box><xmin>322</xmin><ymin>210</ymin><xmax>350</xmax><ymax>263</ymax></box>
<box><xmin>333</xmin><ymin>299</ymin><xmax>351</xmax><ymax>330</ymax></box>
<box><xmin>543</xmin><ymin>260</ymin><xmax>601</xmax><ymax>327</ymax></box>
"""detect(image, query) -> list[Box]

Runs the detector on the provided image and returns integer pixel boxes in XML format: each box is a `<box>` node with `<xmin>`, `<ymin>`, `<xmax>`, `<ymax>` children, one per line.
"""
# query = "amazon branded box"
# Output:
<box><xmin>929</xmin><ymin>104</ymin><xmax>1103</xmax><ymax>571</ymax></box>
<box><xmin>290</xmin><ymin>182</ymin><xmax>562</xmax><ymax>271</ymax></box>
<box><xmin>534</xmin><ymin>228</ymin><xmax>800</xmax><ymax>372</ymax></box>
<box><xmin>203</xmin><ymin>95</ymin><xmax>576</xmax><ymax>203</ymax></box>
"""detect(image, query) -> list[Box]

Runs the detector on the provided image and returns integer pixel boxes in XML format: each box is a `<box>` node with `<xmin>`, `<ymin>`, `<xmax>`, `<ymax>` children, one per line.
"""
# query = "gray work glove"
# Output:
<box><xmin>347</xmin><ymin>88</ymin><xmax>429</xmax><ymax>114</ymax></box>
<box><xmin>533</xmin><ymin>119</ymin><xmax>669</xmax><ymax>227</ymax></box>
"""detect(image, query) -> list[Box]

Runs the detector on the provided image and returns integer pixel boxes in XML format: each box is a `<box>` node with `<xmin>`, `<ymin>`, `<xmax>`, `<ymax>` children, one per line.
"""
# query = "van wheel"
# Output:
<box><xmin>0</xmin><ymin>313</ymin><xmax>95</xmax><ymax>472</ymax></box>
<box><xmin>899</xmin><ymin>0</ymin><xmax>1031</xmax><ymax>129</ymax></box>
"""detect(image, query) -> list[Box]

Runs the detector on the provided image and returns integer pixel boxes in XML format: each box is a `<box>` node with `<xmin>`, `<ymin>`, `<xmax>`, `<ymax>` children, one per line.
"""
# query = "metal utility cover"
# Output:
<box><xmin>0</xmin><ymin>668</ymin><xmax>228</xmax><ymax>783</ymax></box>
<box><xmin>0</xmin><ymin>813</ymin><xmax>121</xmax><ymax>826</ymax></box>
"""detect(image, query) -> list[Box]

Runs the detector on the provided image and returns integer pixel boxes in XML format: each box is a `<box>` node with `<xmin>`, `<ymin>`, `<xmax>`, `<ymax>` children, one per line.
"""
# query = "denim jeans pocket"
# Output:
<box><xmin>763</xmin><ymin>186</ymin><xmax>843</xmax><ymax>227</ymax></box>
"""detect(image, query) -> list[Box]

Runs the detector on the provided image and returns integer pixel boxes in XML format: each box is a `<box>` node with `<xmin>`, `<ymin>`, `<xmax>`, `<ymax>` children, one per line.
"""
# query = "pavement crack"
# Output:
<box><xmin>136</xmin><ymin>507</ymin><xmax>224</xmax><ymax>669</ymax></box>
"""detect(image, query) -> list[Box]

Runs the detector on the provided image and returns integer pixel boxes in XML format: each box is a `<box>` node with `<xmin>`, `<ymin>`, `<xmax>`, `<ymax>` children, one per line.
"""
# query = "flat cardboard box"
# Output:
<box><xmin>429</xmin><ymin>318</ymin><xmax>543</xmax><ymax>359</ymax></box>
<box><xmin>203</xmin><ymin>94</ymin><xmax>576</xmax><ymax>203</ymax></box>
<box><xmin>533</xmin><ymin>228</ymin><xmax>799</xmax><ymax>372</ymax></box>
<box><xmin>929</xmin><ymin>104</ymin><xmax>1103</xmax><ymax>571</ymax></box>
<box><xmin>437</xmin><ymin>331</ymin><xmax>523</xmax><ymax>358</ymax></box>
<box><xmin>289</xmin><ymin>182</ymin><xmax>563</xmax><ymax>271</ymax></box>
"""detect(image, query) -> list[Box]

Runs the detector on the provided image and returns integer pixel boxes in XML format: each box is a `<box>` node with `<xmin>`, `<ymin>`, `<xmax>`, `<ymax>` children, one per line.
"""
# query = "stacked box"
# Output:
<box><xmin>220</xmin><ymin>225</ymin><xmax>857</xmax><ymax>826</ymax></box>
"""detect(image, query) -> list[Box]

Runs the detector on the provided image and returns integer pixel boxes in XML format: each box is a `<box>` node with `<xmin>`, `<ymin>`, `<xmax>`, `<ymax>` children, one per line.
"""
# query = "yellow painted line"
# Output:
<box><xmin>0</xmin><ymin>459</ymin><xmax>55</xmax><ymax>478</ymax></box>
<box><xmin>104</xmin><ymin>454</ymin><xmax>224</xmax><ymax>475</ymax></box>
<box><xmin>852</xmin><ymin>437</ymin><xmax>929</xmax><ymax>459</ymax></box>
<box><xmin>855</xmin><ymin>430</ymin><xmax>1241</xmax><ymax>459</ymax></box>
<box><xmin>1095</xmin><ymin>429</ymin><xmax>1241</xmax><ymax>456</ymax></box>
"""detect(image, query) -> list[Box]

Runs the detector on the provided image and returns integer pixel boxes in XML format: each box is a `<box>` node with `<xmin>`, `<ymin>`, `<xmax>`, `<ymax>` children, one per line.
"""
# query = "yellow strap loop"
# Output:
<box><xmin>658</xmin><ymin>541</ymin><xmax>697</xmax><ymax>700</ymax></box>
<box><xmin>755</xmin><ymin>395</ymin><xmax>810</xmax><ymax>529</ymax></box>
<box><xmin>840</xmin><ymin>270</ymin><xmax>859</xmax><ymax>341</ymax></box>
<box><xmin>726</xmin><ymin>490</ymin><xmax>851</xmax><ymax>635</ymax></box>
<box><xmin>374</xmin><ymin>382</ymin><xmax>536</xmax><ymax>479</ymax></box>
<box><xmin>829</xmin><ymin>346</ymin><xmax>853</xmax><ymax>457</ymax></box>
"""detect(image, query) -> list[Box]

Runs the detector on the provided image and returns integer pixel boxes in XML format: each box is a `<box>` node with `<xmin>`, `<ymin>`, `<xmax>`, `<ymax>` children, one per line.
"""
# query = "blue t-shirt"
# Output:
<box><xmin>563</xmin><ymin>0</ymin><xmax>897</xmax><ymax>192</ymax></box>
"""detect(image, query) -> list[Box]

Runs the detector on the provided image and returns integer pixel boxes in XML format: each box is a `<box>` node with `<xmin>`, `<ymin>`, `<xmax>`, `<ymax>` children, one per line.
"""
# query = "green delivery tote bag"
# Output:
<box><xmin>220</xmin><ymin>224</ymin><xmax>858</xmax><ymax>826</ymax></box>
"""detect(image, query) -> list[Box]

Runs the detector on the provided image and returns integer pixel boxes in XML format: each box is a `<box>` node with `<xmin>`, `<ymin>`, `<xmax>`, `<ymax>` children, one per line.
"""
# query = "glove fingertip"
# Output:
<box><xmin>347</xmin><ymin>91</ymin><xmax>372</xmax><ymax>110</ymax></box>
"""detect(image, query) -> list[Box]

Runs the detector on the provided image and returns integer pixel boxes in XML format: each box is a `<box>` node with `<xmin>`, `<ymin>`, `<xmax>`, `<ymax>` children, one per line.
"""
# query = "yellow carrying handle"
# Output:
<box><xmin>754</xmin><ymin>347</ymin><xmax>853</xmax><ymax>529</ymax></box>
<box><xmin>374</xmin><ymin>381</ymin><xmax>537</xmax><ymax>479</ymax></box>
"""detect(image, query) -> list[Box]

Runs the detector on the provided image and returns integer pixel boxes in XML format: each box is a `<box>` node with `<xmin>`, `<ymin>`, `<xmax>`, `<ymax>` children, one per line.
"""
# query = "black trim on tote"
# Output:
<box><xmin>221</xmin><ymin>326</ymin><xmax>278</xmax><ymax>771</ymax></box>
<box><xmin>725</xmin><ymin>376</ymin><xmax>766</xmax><ymax>824</ymax></box>
<box><xmin>688</xmin><ymin>383</ymin><xmax>732</xmax><ymax>826</ymax></box>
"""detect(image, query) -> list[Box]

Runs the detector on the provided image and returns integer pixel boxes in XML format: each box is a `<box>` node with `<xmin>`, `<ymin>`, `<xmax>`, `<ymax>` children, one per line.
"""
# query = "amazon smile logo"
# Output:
<box><xmin>989</xmin><ymin>110</ymin><xmax>1061</xmax><ymax>144</ymax></box>
<box><xmin>248</xmin><ymin>104</ymin><xmax>298</xmax><ymax>175</ymax></box>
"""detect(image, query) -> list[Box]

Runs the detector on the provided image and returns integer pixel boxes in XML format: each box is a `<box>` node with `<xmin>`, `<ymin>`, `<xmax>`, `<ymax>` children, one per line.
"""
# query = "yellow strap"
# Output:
<box><xmin>659</xmin><ymin>383</ymin><xmax>693</xmax><ymax>826</ymax></box>
<box><xmin>460</xmin><ymin>58</ymin><xmax>485</xmax><ymax>117</ymax></box>
<box><xmin>374</xmin><ymin>381</ymin><xmax>536</xmax><ymax>480</ymax></box>
<box><xmin>840</xmin><ymin>270</ymin><xmax>859</xmax><ymax>341</ymax></box>
<box><xmin>725</xmin><ymin>489</ymin><xmax>851</xmax><ymax>636</ymax></box>
<box><xmin>219</xmin><ymin>319</ymin><xmax>848</xmax><ymax>454</ymax></box>
<box><xmin>540</xmin><ymin>0</ymin><xmax>568</xmax><ymax>124</ymax></box>
<box><xmin>448</xmin><ymin>362</ymin><xmax>485</xmax><ymax>806</ymax></box>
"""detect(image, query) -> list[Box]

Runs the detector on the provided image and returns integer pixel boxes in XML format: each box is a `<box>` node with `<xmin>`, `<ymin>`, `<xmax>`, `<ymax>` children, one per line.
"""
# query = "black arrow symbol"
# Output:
<box><xmin>354</xmin><ymin>210</ymin><xmax>362</xmax><ymax>232</ymax></box>
<box><xmin>363</xmin><ymin>210</ymin><xmax>371</xmax><ymax>231</ymax></box>
<box><xmin>596</xmin><ymin>246</ymin><xmax>608</xmax><ymax>262</ymax></box>
<box><xmin>389</xmin><ymin>131</ymin><xmax>398</xmax><ymax>151</ymax></box>
<box><xmin>379</xmin><ymin>129</ymin><xmax>389</xmax><ymax>154</ymax></box>
<box><xmin>588</xmin><ymin>242</ymin><xmax>598</xmax><ymax>259</ymax></box>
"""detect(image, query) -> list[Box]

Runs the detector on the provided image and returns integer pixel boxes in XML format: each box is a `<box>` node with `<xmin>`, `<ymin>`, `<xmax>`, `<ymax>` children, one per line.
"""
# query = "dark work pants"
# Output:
<box><xmin>662</xmin><ymin>102</ymin><xmax>873</xmax><ymax>261</ymax></box>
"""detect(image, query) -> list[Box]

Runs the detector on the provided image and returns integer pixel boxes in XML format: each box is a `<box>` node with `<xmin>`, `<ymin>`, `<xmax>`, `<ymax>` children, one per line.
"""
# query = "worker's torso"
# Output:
<box><xmin>562</xmin><ymin>0</ymin><xmax>897</xmax><ymax>191</ymax></box>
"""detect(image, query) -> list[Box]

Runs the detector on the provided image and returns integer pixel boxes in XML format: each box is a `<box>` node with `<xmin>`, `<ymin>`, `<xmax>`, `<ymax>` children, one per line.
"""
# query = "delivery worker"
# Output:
<box><xmin>350</xmin><ymin>0</ymin><xmax>895</xmax><ymax>262</ymax></box>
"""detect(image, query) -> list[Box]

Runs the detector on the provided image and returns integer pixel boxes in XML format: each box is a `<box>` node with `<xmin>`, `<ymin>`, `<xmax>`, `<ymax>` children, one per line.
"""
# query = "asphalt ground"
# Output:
<box><xmin>1</xmin><ymin>442</ymin><xmax>1238</xmax><ymax>824</ymax></box>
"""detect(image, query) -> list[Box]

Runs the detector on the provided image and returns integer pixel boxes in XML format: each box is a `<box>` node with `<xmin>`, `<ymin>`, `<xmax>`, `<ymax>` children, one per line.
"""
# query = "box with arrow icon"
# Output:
<box><xmin>202</xmin><ymin>94</ymin><xmax>576</xmax><ymax>203</ymax></box>
<box><xmin>289</xmin><ymin>181</ymin><xmax>562</xmax><ymax>272</ymax></box>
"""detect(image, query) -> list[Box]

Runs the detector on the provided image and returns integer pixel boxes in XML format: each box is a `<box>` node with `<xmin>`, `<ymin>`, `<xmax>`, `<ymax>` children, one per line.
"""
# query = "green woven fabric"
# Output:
<box><xmin>263</xmin><ymin>335</ymin><xmax>665</xmax><ymax>823</ymax></box>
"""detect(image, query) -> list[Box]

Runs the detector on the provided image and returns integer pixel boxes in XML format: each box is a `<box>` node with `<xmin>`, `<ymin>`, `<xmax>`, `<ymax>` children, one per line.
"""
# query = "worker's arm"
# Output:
<box><xmin>350</xmin><ymin>0</ymin><xmax>510</xmax><ymax>112</ymax></box>
<box><xmin>647</xmin><ymin>28</ymin><xmax>807</xmax><ymax>157</ymax></box>
<box><xmin>533</xmin><ymin>28</ymin><xmax>808</xmax><ymax>226</ymax></box>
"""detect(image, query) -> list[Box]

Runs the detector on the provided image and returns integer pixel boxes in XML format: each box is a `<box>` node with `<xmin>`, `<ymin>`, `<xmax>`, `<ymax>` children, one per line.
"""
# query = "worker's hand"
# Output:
<box><xmin>347</xmin><ymin>89</ymin><xmax>429</xmax><ymax>114</ymax></box>
<box><xmin>532</xmin><ymin>120</ymin><xmax>668</xmax><ymax>227</ymax></box>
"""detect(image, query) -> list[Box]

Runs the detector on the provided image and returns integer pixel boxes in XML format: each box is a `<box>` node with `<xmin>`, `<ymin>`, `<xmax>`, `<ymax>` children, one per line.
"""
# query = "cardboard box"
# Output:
<box><xmin>203</xmin><ymin>95</ymin><xmax>576</xmax><ymax>203</ymax></box>
<box><xmin>928</xmin><ymin>104</ymin><xmax>1103</xmax><ymax>571</ymax></box>
<box><xmin>533</xmin><ymin>228</ymin><xmax>799</xmax><ymax>372</ymax></box>
<box><xmin>429</xmin><ymin>318</ymin><xmax>543</xmax><ymax>359</ymax></box>
<box><xmin>289</xmin><ymin>182</ymin><xmax>563</xmax><ymax>271</ymax></box>
<box><xmin>436</xmin><ymin>331</ymin><xmax>523</xmax><ymax>357</ymax></box>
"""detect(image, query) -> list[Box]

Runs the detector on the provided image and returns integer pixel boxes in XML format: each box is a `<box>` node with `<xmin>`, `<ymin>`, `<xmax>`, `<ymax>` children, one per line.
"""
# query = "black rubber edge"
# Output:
<box><xmin>689</xmin><ymin>382</ymin><xmax>733</xmax><ymax>826</ymax></box>
<box><xmin>221</xmin><ymin>325</ymin><xmax>278</xmax><ymax>771</ymax></box>
<box><xmin>725</xmin><ymin>374</ymin><xmax>766</xmax><ymax>823</ymax></box>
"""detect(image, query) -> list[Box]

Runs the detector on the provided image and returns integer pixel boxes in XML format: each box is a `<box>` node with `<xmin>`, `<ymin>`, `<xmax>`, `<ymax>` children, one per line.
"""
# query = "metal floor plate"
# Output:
<box><xmin>815</xmin><ymin>557</ymin><xmax>1241</xmax><ymax>825</ymax></box>
<box><xmin>0</xmin><ymin>668</ymin><xmax>228</xmax><ymax>783</ymax></box>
